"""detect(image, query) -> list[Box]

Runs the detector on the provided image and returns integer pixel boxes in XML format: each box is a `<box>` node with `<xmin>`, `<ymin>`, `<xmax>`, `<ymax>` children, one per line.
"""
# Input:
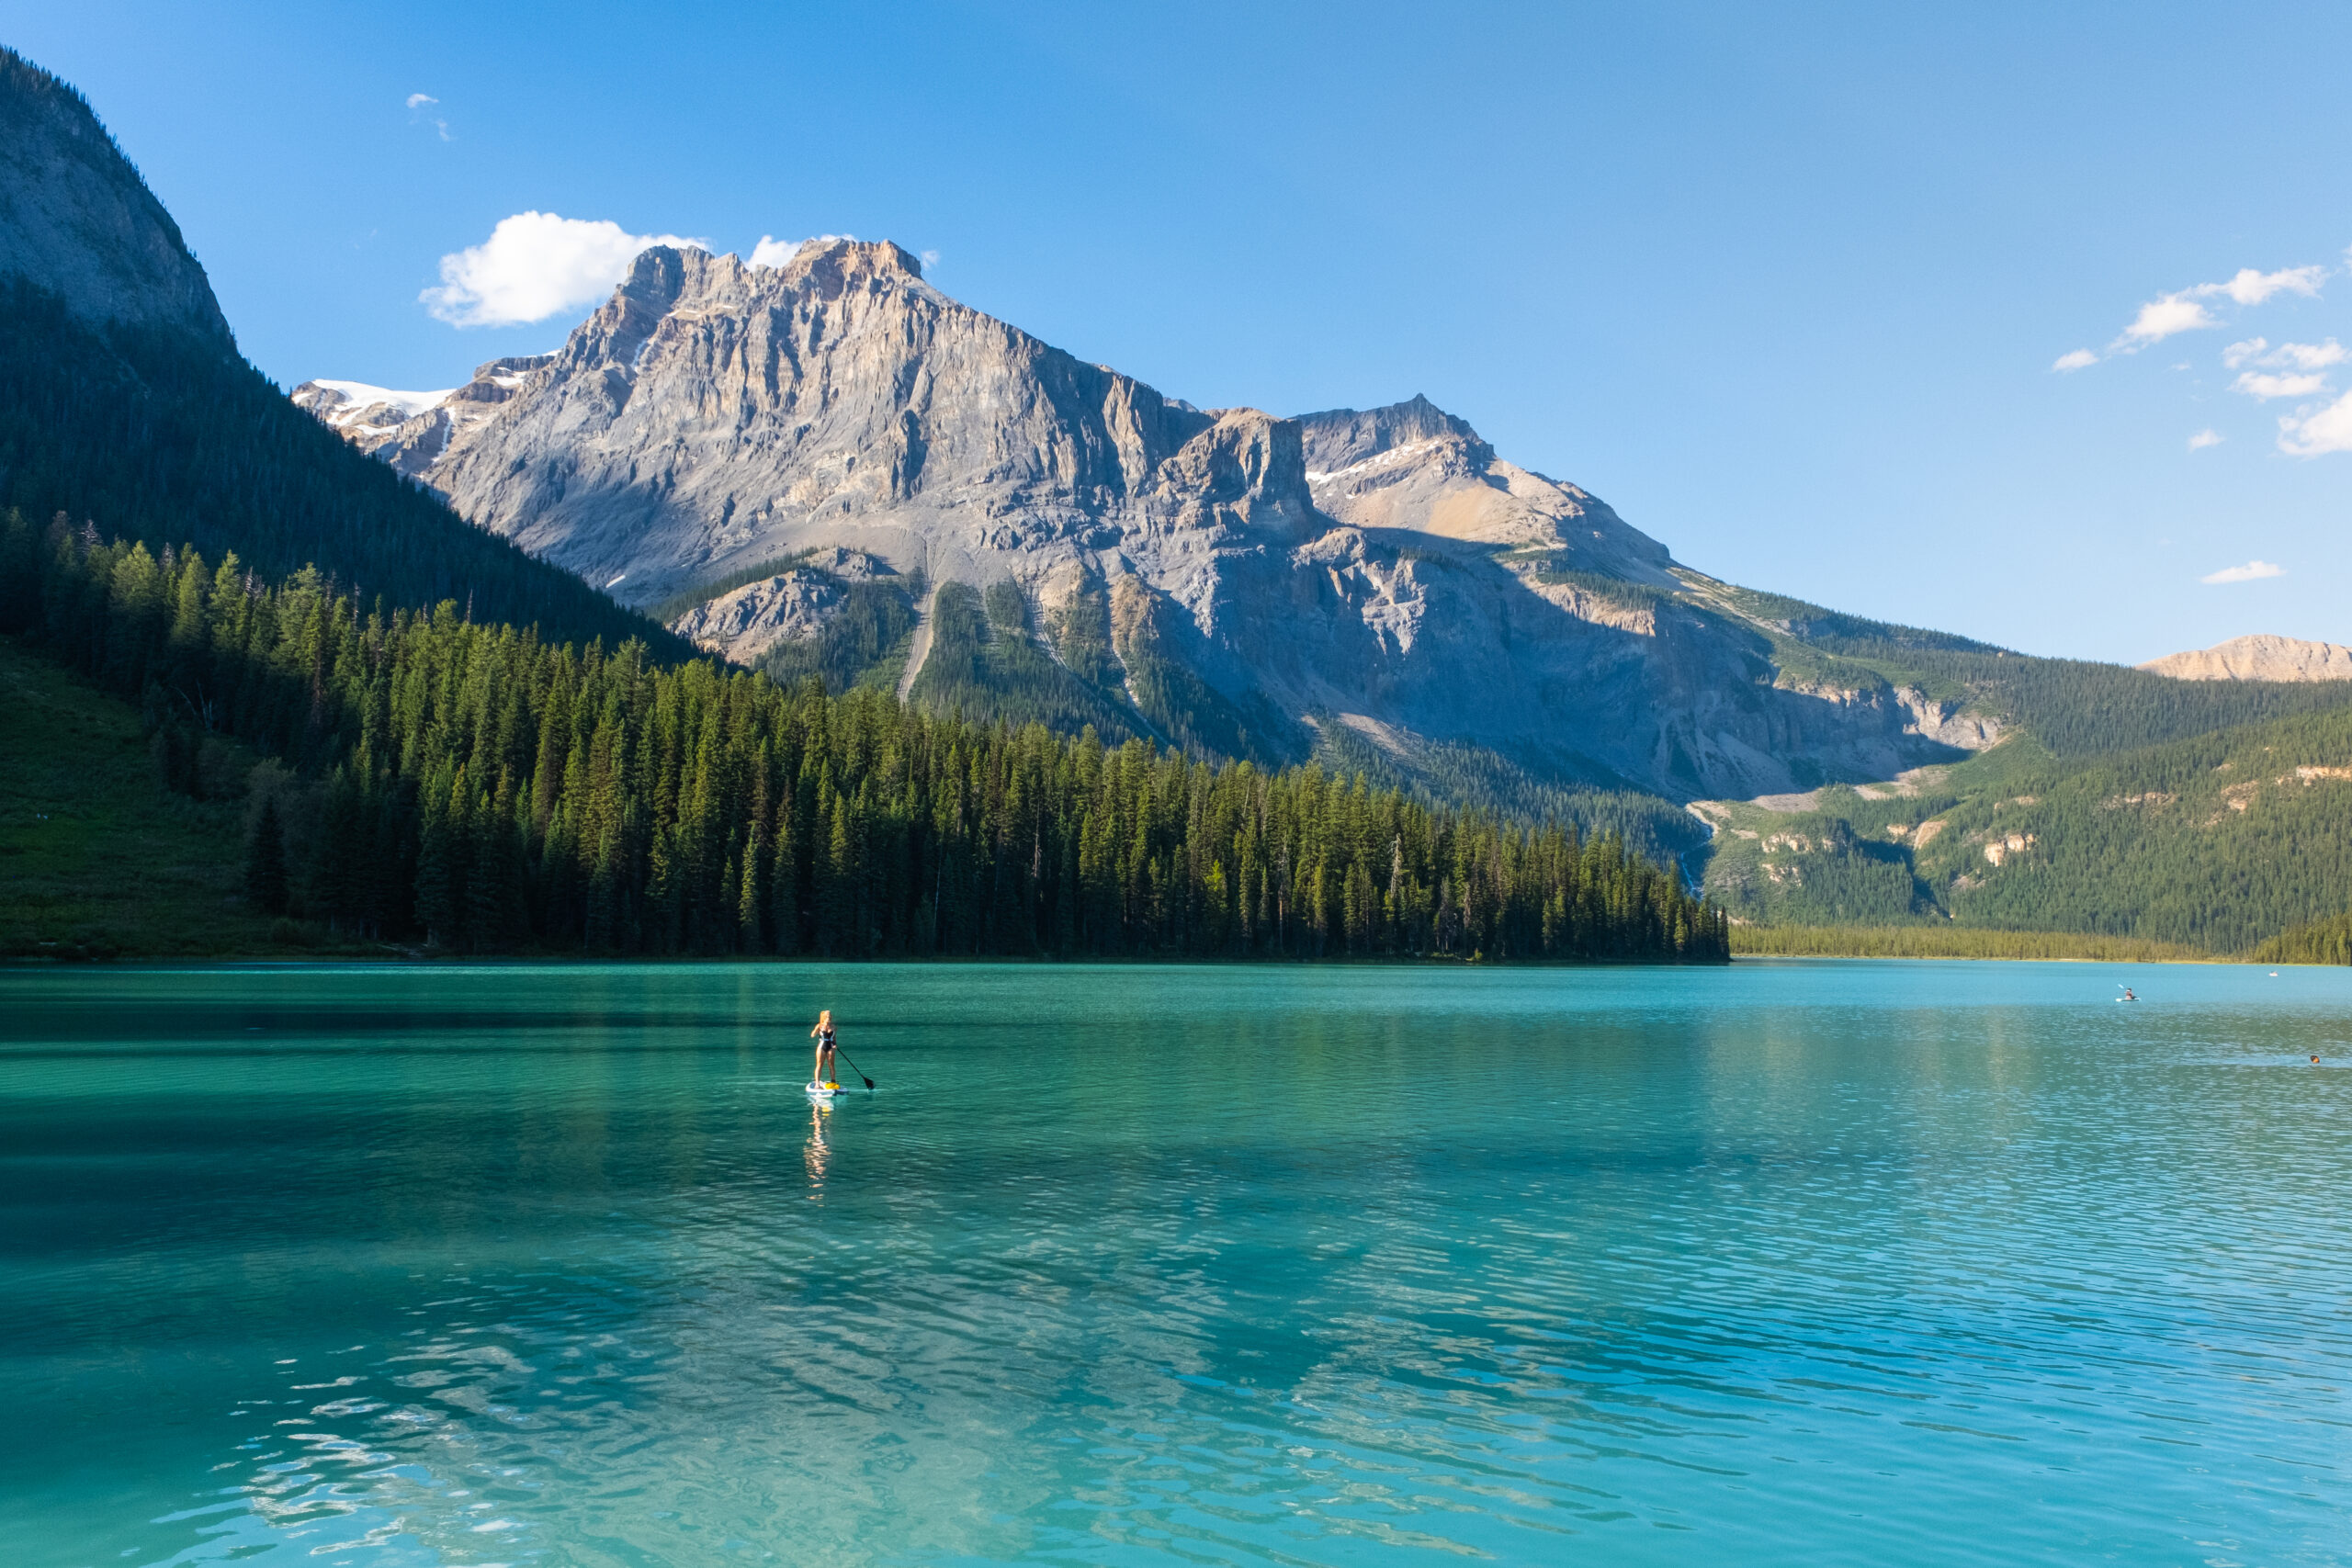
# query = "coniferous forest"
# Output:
<box><xmin>0</xmin><ymin>510</ymin><xmax>1730</xmax><ymax>963</ymax></box>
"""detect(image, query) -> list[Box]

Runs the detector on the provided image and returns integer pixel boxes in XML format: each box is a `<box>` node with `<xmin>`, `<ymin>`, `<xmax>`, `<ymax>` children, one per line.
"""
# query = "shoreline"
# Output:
<box><xmin>4</xmin><ymin>949</ymin><xmax>2297</xmax><ymax>970</ymax></box>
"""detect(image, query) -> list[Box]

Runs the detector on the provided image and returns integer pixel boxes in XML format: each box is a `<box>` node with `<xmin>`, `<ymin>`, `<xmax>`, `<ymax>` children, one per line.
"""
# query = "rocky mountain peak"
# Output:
<box><xmin>2140</xmin><ymin>634</ymin><xmax>2352</xmax><ymax>682</ymax></box>
<box><xmin>771</xmin><ymin>236</ymin><xmax>926</xmax><ymax>288</ymax></box>
<box><xmin>296</xmin><ymin>235</ymin><xmax>1984</xmax><ymax>801</ymax></box>
<box><xmin>0</xmin><ymin>46</ymin><xmax>232</xmax><ymax>344</ymax></box>
<box><xmin>1297</xmin><ymin>392</ymin><xmax>1489</xmax><ymax>474</ymax></box>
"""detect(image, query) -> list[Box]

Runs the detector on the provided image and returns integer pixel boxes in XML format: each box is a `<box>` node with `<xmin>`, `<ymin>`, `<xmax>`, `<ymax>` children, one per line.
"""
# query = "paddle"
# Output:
<box><xmin>833</xmin><ymin>1048</ymin><xmax>876</xmax><ymax>1091</ymax></box>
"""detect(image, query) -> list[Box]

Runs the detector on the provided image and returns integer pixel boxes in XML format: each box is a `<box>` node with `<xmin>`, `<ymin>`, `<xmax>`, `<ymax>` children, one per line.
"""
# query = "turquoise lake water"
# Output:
<box><xmin>2</xmin><ymin>960</ymin><xmax>2348</xmax><ymax>1566</ymax></box>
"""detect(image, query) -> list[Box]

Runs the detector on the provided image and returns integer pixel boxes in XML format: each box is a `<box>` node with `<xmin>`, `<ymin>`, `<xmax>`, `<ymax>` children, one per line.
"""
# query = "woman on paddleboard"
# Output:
<box><xmin>810</xmin><ymin>1010</ymin><xmax>838</xmax><ymax>1087</ymax></box>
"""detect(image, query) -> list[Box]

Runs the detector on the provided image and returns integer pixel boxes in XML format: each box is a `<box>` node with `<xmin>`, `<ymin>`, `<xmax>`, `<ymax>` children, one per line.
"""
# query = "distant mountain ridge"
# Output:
<box><xmin>2141</xmin><ymin>635</ymin><xmax>2352</xmax><ymax>682</ymax></box>
<box><xmin>290</xmin><ymin>355</ymin><xmax>553</xmax><ymax>480</ymax></box>
<box><xmin>298</xmin><ymin>238</ymin><xmax>1996</xmax><ymax>804</ymax></box>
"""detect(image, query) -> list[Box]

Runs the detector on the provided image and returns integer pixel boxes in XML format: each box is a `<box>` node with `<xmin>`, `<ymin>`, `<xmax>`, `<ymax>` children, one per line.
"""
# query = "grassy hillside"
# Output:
<box><xmin>0</xmin><ymin>636</ymin><xmax>277</xmax><ymax>957</ymax></box>
<box><xmin>1697</xmin><ymin>705</ymin><xmax>2352</xmax><ymax>953</ymax></box>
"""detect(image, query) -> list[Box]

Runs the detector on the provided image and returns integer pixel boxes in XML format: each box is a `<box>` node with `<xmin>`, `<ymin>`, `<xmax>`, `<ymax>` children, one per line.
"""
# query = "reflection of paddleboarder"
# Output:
<box><xmin>804</xmin><ymin>1100</ymin><xmax>831</xmax><ymax>1191</ymax></box>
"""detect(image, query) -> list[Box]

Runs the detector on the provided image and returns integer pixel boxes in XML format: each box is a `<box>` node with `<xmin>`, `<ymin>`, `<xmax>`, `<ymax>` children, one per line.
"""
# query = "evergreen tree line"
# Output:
<box><xmin>0</xmin><ymin>511</ymin><xmax>1729</xmax><ymax>963</ymax></box>
<box><xmin>1697</xmin><ymin>704</ymin><xmax>2352</xmax><ymax>953</ymax></box>
<box><xmin>0</xmin><ymin>277</ymin><xmax>684</xmax><ymax>657</ymax></box>
<box><xmin>2253</xmin><ymin>912</ymin><xmax>2352</xmax><ymax>966</ymax></box>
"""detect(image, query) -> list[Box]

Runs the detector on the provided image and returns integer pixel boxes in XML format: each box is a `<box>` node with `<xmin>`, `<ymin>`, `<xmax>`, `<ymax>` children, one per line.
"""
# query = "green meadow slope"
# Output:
<box><xmin>0</xmin><ymin>636</ymin><xmax>277</xmax><ymax>957</ymax></box>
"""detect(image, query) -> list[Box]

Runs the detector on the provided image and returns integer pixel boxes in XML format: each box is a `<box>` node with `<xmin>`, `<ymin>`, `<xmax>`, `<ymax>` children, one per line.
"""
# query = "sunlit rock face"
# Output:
<box><xmin>2141</xmin><ymin>635</ymin><xmax>2352</xmax><ymax>682</ymax></box>
<box><xmin>298</xmin><ymin>238</ymin><xmax>1982</xmax><ymax>800</ymax></box>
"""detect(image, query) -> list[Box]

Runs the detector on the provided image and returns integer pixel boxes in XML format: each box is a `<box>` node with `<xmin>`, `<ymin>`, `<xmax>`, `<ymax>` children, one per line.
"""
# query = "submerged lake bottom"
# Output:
<box><xmin>2</xmin><ymin>959</ymin><xmax>2348</xmax><ymax>1566</ymax></box>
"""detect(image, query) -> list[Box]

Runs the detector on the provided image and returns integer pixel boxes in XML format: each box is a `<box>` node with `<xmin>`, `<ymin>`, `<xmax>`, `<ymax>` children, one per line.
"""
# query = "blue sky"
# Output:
<box><xmin>9</xmin><ymin>0</ymin><xmax>2350</xmax><ymax>662</ymax></box>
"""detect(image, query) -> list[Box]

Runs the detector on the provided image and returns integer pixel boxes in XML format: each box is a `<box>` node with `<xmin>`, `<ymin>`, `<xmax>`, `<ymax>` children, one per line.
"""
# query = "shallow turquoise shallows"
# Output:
<box><xmin>3</xmin><ymin>961</ymin><xmax>2349</xmax><ymax>1566</ymax></box>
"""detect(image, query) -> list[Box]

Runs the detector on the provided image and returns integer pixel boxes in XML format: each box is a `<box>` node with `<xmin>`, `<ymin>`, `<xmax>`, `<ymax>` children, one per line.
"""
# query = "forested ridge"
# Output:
<box><xmin>1702</xmin><ymin>712</ymin><xmax>2352</xmax><ymax>953</ymax></box>
<box><xmin>1711</xmin><ymin>581</ymin><xmax>2352</xmax><ymax>758</ymax></box>
<box><xmin>0</xmin><ymin>511</ymin><xmax>1726</xmax><ymax>963</ymax></box>
<box><xmin>0</xmin><ymin>280</ymin><xmax>683</xmax><ymax>656</ymax></box>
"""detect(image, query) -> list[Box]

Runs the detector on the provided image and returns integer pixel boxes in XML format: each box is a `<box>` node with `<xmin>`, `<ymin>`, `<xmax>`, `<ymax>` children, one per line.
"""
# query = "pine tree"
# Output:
<box><xmin>245</xmin><ymin>794</ymin><xmax>289</xmax><ymax>917</ymax></box>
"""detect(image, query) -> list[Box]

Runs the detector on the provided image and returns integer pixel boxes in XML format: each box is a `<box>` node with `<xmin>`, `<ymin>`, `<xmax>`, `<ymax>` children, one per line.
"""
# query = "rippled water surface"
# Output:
<box><xmin>4</xmin><ymin>960</ymin><xmax>2350</xmax><ymax>1566</ymax></box>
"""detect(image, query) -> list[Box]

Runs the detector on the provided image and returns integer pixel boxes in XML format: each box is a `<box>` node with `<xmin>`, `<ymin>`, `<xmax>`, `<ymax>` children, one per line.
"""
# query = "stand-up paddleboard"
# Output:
<box><xmin>807</xmin><ymin>1080</ymin><xmax>843</xmax><ymax>1100</ymax></box>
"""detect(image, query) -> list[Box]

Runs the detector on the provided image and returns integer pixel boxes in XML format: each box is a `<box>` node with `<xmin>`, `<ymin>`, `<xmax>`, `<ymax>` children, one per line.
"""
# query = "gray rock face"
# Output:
<box><xmin>0</xmin><ymin>47</ymin><xmax>232</xmax><ymax>343</ymax></box>
<box><xmin>666</xmin><ymin>547</ymin><xmax>897</xmax><ymax>664</ymax></box>
<box><xmin>303</xmin><ymin>236</ymin><xmax>1985</xmax><ymax>801</ymax></box>
<box><xmin>420</xmin><ymin>241</ymin><xmax>1317</xmax><ymax>609</ymax></box>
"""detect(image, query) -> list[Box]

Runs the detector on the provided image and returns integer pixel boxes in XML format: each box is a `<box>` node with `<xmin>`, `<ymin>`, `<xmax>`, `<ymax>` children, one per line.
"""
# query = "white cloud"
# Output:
<box><xmin>2233</xmin><ymin>369</ymin><xmax>2331</xmax><ymax>400</ymax></box>
<box><xmin>2266</xmin><ymin>339</ymin><xmax>2339</xmax><ymax>372</ymax></box>
<box><xmin>2278</xmin><ymin>339</ymin><xmax>2346</xmax><ymax>369</ymax></box>
<box><xmin>747</xmin><ymin>233</ymin><xmax>857</xmax><ymax>270</ymax></box>
<box><xmin>2278</xmin><ymin>389</ymin><xmax>2352</xmax><ymax>457</ymax></box>
<box><xmin>2115</xmin><ymin>292</ymin><xmax>2217</xmax><ymax>348</ymax></box>
<box><xmin>2188</xmin><ymin>428</ymin><xmax>2224</xmax><ymax>449</ymax></box>
<box><xmin>423</xmin><ymin>213</ymin><xmax>705</xmax><ymax>327</ymax></box>
<box><xmin>2106</xmin><ymin>263</ymin><xmax>2330</xmax><ymax>355</ymax></box>
<box><xmin>2209</xmin><ymin>265</ymin><xmax>2326</xmax><ymax>305</ymax></box>
<box><xmin>405</xmin><ymin>92</ymin><xmax>438</xmax><ymax>109</ymax></box>
<box><xmin>749</xmin><ymin>235</ymin><xmax>805</xmax><ymax>269</ymax></box>
<box><xmin>920</xmin><ymin>248</ymin><xmax>941</xmax><ymax>272</ymax></box>
<box><xmin>2225</xmin><ymin>335</ymin><xmax>2346</xmax><ymax>374</ymax></box>
<box><xmin>2201</xmin><ymin>559</ymin><xmax>2285</xmax><ymax>583</ymax></box>
<box><xmin>2052</xmin><ymin>347</ymin><xmax>2098</xmax><ymax>372</ymax></box>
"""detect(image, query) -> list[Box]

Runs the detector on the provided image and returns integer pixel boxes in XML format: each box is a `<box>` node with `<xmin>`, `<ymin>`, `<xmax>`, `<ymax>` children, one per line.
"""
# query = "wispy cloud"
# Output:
<box><xmin>2070</xmin><ymin>263</ymin><xmax>2333</xmax><ymax>366</ymax></box>
<box><xmin>2201</xmin><ymin>559</ymin><xmax>2285</xmax><ymax>583</ymax></box>
<box><xmin>2225</xmin><ymin>336</ymin><xmax>2344</xmax><ymax>372</ymax></box>
<box><xmin>2209</xmin><ymin>265</ymin><xmax>2327</xmax><ymax>305</ymax></box>
<box><xmin>406</xmin><ymin>92</ymin><xmax>451</xmax><ymax>141</ymax></box>
<box><xmin>2188</xmin><ymin>428</ymin><xmax>2224</xmax><ymax>450</ymax></box>
<box><xmin>423</xmin><ymin>212</ymin><xmax>705</xmax><ymax>327</ymax></box>
<box><xmin>2278</xmin><ymin>389</ymin><xmax>2352</xmax><ymax>457</ymax></box>
<box><xmin>2234</xmin><ymin>370</ymin><xmax>2332</xmax><ymax>400</ymax></box>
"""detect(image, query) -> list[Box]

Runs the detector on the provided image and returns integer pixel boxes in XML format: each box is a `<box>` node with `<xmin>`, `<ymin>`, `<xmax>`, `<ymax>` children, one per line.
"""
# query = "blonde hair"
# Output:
<box><xmin>818</xmin><ymin>1010</ymin><xmax>832</xmax><ymax>1025</ymax></box>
